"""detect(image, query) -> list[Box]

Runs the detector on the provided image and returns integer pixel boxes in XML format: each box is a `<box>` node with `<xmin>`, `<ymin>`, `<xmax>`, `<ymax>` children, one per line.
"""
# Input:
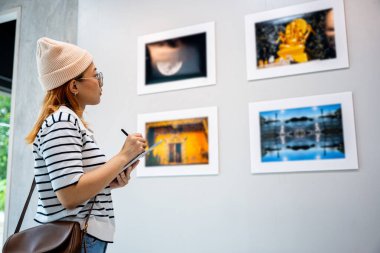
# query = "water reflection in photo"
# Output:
<box><xmin>260</xmin><ymin>104</ymin><xmax>345</xmax><ymax>162</ymax></box>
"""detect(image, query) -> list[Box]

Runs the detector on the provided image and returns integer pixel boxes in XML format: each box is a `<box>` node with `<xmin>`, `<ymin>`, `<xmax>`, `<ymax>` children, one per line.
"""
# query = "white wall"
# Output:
<box><xmin>78</xmin><ymin>0</ymin><xmax>380</xmax><ymax>252</ymax></box>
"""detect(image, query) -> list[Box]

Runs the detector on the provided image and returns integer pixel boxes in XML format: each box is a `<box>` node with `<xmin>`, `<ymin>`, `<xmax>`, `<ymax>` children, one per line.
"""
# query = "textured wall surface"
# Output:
<box><xmin>0</xmin><ymin>0</ymin><xmax>78</xmax><ymax>239</ymax></box>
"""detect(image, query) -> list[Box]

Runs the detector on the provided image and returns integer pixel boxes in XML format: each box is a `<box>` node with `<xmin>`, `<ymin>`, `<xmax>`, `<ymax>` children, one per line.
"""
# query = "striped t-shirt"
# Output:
<box><xmin>32</xmin><ymin>106</ymin><xmax>115</xmax><ymax>242</ymax></box>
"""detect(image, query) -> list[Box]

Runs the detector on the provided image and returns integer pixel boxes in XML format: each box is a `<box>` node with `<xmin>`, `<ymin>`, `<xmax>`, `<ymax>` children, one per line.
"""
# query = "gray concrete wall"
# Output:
<box><xmin>77</xmin><ymin>0</ymin><xmax>380</xmax><ymax>252</ymax></box>
<box><xmin>0</xmin><ymin>0</ymin><xmax>78</xmax><ymax>238</ymax></box>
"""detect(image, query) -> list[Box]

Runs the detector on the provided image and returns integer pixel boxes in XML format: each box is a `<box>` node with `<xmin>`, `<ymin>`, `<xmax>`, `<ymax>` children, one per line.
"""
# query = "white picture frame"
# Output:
<box><xmin>137</xmin><ymin>107</ymin><xmax>219</xmax><ymax>177</ymax></box>
<box><xmin>245</xmin><ymin>0</ymin><xmax>349</xmax><ymax>80</ymax></box>
<box><xmin>249</xmin><ymin>92</ymin><xmax>358</xmax><ymax>174</ymax></box>
<box><xmin>137</xmin><ymin>22</ymin><xmax>216</xmax><ymax>95</ymax></box>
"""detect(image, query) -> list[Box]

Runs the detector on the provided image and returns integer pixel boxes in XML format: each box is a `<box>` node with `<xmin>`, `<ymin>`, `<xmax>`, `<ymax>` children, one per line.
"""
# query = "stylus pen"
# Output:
<box><xmin>121</xmin><ymin>129</ymin><xmax>129</xmax><ymax>136</ymax></box>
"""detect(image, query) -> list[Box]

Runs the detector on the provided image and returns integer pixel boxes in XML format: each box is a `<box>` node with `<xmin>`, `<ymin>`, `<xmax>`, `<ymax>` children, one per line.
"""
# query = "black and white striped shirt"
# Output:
<box><xmin>32</xmin><ymin>106</ymin><xmax>115</xmax><ymax>242</ymax></box>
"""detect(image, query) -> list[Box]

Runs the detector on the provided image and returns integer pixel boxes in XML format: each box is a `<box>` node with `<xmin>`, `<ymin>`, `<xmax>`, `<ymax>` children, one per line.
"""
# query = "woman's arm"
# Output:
<box><xmin>56</xmin><ymin>133</ymin><xmax>146</xmax><ymax>209</ymax></box>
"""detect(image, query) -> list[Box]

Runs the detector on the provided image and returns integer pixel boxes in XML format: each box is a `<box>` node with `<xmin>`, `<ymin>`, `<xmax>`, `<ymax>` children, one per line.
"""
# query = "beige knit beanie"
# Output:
<box><xmin>36</xmin><ymin>37</ymin><xmax>93</xmax><ymax>91</ymax></box>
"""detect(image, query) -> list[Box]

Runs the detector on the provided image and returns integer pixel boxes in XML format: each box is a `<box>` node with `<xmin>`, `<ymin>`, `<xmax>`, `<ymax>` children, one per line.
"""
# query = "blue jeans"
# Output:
<box><xmin>81</xmin><ymin>233</ymin><xmax>108</xmax><ymax>253</ymax></box>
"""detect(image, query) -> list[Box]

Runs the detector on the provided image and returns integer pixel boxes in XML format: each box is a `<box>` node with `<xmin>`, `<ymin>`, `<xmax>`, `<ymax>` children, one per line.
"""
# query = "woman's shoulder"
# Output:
<box><xmin>40</xmin><ymin>106</ymin><xmax>82</xmax><ymax>133</ymax></box>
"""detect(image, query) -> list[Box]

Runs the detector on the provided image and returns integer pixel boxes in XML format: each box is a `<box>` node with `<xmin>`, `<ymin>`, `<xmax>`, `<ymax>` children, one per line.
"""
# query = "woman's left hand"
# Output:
<box><xmin>109</xmin><ymin>160</ymin><xmax>140</xmax><ymax>189</ymax></box>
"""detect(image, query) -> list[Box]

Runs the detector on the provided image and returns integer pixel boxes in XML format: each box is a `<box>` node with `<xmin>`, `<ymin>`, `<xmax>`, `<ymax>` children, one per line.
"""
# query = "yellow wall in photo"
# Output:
<box><xmin>146</xmin><ymin>118</ymin><xmax>209</xmax><ymax>166</ymax></box>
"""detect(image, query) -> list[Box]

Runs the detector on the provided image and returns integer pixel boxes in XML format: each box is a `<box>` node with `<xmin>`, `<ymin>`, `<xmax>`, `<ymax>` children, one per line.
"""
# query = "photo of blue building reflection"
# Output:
<box><xmin>260</xmin><ymin>104</ymin><xmax>345</xmax><ymax>162</ymax></box>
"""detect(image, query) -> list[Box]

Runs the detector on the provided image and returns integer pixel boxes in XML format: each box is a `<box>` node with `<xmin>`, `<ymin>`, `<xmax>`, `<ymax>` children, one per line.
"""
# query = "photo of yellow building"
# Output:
<box><xmin>145</xmin><ymin>117</ymin><xmax>209</xmax><ymax>166</ymax></box>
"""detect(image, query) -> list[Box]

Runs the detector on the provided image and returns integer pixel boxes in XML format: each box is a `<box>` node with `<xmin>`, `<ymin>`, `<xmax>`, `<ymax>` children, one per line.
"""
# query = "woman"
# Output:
<box><xmin>25</xmin><ymin>37</ymin><xmax>146</xmax><ymax>253</ymax></box>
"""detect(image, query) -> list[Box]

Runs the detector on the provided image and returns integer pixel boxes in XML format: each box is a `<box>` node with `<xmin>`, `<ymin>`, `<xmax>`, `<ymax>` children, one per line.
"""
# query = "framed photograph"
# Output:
<box><xmin>249</xmin><ymin>92</ymin><xmax>358</xmax><ymax>174</ymax></box>
<box><xmin>245</xmin><ymin>0</ymin><xmax>349</xmax><ymax>80</ymax></box>
<box><xmin>137</xmin><ymin>22</ymin><xmax>216</xmax><ymax>95</ymax></box>
<box><xmin>136</xmin><ymin>107</ymin><xmax>218</xmax><ymax>177</ymax></box>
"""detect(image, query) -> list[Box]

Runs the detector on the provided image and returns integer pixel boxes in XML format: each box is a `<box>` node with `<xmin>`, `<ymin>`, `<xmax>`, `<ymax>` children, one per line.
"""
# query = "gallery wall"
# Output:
<box><xmin>76</xmin><ymin>0</ymin><xmax>380</xmax><ymax>252</ymax></box>
<box><xmin>0</xmin><ymin>0</ymin><xmax>79</xmax><ymax>239</ymax></box>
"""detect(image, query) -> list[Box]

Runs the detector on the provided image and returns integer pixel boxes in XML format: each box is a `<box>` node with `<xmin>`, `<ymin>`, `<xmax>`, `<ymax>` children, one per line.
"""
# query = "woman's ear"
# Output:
<box><xmin>68</xmin><ymin>79</ymin><xmax>79</xmax><ymax>96</ymax></box>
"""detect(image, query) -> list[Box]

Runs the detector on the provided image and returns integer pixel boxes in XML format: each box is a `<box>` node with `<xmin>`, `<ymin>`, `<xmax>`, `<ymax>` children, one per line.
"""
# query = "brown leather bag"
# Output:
<box><xmin>2</xmin><ymin>179</ymin><xmax>95</xmax><ymax>253</ymax></box>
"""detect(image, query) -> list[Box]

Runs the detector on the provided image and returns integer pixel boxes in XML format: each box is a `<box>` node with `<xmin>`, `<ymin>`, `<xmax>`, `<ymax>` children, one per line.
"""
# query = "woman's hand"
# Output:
<box><xmin>109</xmin><ymin>160</ymin><xmax>140</xmax><ymax>189</ymax></box>
<box><xmin>118</xmin><ymin>133</ymin><xmax>147</xmax><ymax>166</ymax></box>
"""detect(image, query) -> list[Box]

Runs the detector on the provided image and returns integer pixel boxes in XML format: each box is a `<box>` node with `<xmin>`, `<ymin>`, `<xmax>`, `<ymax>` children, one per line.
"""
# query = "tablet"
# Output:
<box><xmin>123</xmin><ymin>140</ymin><xmax>163</xmax><ymax>170</ymax></box>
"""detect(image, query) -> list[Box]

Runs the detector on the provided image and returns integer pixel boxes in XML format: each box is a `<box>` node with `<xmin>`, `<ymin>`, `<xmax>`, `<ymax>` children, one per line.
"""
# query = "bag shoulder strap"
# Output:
<box><xmin>83</xmin><ymin>196</ymin><xmax>96</xmax><ymax>233</ymax></box>
<box><xmin>14</xmin><ymin>178</ymin><xmax>97</xmax><ymax>234</ymax></box>
<box><xmin>14</xmin><ymin>178</ymin><xmax>36</xmax><ymax>233</ymax></box>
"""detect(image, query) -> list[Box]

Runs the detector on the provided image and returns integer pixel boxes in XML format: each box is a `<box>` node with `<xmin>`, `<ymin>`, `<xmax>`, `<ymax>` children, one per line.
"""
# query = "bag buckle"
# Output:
<box><xmin>83</xmin><ymin>223</ymin><xmax>88</xmax><ymax>233</ymax></box>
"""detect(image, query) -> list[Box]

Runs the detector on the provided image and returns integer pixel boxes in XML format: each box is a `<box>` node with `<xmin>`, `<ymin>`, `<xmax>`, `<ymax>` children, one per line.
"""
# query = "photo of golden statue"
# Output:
<box><xmin>275</xmin><ymin>18</ymin><xmax>314</xmax><ymax>63</ymax></box>
<box><xmin>255</xmin><ymin>8</ymin><xmax>337</xmax><ymax>70</ymax></box>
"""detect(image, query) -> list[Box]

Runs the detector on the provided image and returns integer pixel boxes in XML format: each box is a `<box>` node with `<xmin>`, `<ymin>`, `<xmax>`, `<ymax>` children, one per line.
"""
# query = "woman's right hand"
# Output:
<box><xmin>118</xmin><ymin>133</ymin><xmax>147</xmax><ymax>165</ymax></box>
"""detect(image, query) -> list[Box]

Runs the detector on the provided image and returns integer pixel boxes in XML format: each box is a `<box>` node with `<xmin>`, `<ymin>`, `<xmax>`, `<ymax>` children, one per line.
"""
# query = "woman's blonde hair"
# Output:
<box><xmin>25</xmin><ymin>80</ymin><xmax>87</xmax><ymax>144</ymax></box>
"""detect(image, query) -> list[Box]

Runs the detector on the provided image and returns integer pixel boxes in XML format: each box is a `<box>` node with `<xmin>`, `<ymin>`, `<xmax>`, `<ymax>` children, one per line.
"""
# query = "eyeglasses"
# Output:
<box><xmin>77</xmin><ymin>72</ymin><xmax>103</xmax><ymax>87</ymax></box>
